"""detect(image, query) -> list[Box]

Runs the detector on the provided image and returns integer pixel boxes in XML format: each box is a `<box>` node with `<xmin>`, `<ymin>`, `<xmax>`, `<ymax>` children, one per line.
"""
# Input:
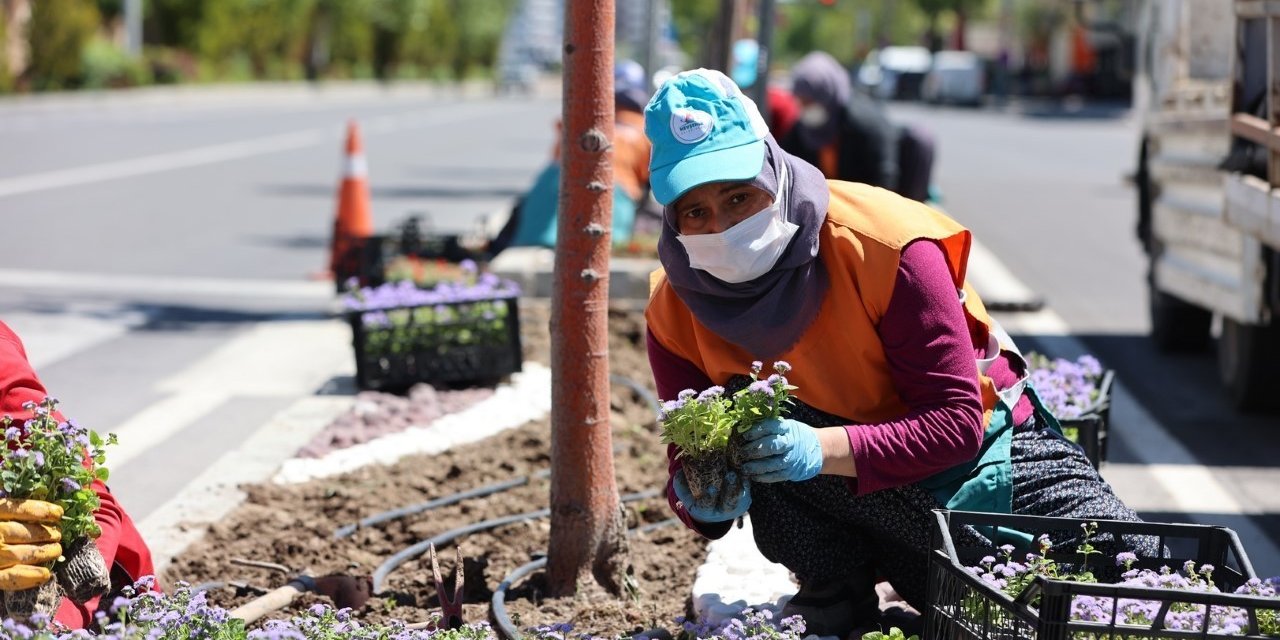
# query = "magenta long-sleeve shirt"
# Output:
<box><xmin>650</xmin><ymin>239</ymin><xmax>1033</xmax><ymax>536</ymax></box>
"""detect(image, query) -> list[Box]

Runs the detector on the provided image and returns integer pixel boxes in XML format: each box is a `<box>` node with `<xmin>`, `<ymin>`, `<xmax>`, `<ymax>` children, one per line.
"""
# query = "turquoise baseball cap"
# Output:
<box><xmin>644</xmin><ymin>68</ymin><xmax>770</xmax><ymax>205</ymax></box>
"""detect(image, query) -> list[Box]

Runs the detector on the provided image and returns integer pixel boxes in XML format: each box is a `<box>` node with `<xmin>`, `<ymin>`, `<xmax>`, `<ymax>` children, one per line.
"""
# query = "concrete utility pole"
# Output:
<box><xmin>710</xmin><ymin>0</ymin><xmax>738</xmax><ymax>71</ymax></box>
<box><xmin>752</xmin><ymin>0</ymin><xmax>776</xmax><ymax>119</ymax></box>
<box><xmin>124</xmin><ymin>0</ymin><xmax>142</xmax><ymax>57</ymax></box>
<box><xmin>546</xmin><ymin>0</ymin><xmax>630</xmax><ymax>598</ymax></box>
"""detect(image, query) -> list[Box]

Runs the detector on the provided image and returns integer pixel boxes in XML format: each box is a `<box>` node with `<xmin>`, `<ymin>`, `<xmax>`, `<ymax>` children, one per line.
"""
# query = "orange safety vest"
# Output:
<box><xmin>647</xmin><ymin>180</ymin><xmax>1002</xmax><ymax>428</ymax></box>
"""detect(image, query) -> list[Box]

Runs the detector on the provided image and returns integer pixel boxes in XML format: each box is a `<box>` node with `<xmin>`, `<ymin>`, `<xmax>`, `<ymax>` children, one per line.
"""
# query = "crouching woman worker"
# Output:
<box><xmin>643</xmin><ymin>70</ymin><xmax>1154</xmax><ymax>637</ymax></box>
<box><xmin>0</xmin><ymin>321</ymin><xmax>156</xmax><ymax>627</ymax></box>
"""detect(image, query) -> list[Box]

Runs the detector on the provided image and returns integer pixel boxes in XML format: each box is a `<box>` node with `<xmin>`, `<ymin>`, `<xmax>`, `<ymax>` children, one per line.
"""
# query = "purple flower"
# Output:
<box><xmin>773</xmin><ymin>360</ymin><xmax>792</xmax><ymax>374</ymax></box>
<box><xmin>697</xmin><ymin>386</ymin><xmax>725</xmax><ymax>401</ymax></box>
<box><xmin>31</xmin><ymin>451</ymin><xmax>44</xmax><ymax>467</ymax></box>
<box><xmin>4</xmin><ymin>426</ymin><xmax>19</xmax><ymax>440</ymax></box>
<box><xmin>746</xmin><ymin>380</ymin><xmax>775</xmax><ymax>396</ymax></box>
<box><xmin>750</xmin><ymin>361</ymin><xmax>763</xmax><ymax>375</ymax></box>
<box><xmin>678</xmin><ymin>389</ymin><xmax>696</xmax><ymax>401</ymax></box>
<box><xmin>12</xmin><ymin>448</ymin><xmax>27</xmax><ymax>459</ymax></box>
<box><xmin>61</xmin><ymin>478</ymin><xmax>81</xmax><ymax>493</ymax></box>
<box><xmin>1115</xmin><ymin>551</ymin><xmax>1138</xmax><ymax>567</ymax></box>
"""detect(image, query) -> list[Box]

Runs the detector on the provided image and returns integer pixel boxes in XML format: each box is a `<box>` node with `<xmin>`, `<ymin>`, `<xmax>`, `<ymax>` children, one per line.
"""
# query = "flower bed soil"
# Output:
<box><xmin>162</xmin><ymin>302</ymin><xmax>708</xmax><ymax>637</ymax></box>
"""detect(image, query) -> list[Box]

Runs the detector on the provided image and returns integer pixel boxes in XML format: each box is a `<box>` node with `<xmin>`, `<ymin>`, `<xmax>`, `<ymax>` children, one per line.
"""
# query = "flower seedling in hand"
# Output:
<box><xmin>730</xmin><ymin>361</ymin><xmax>796</xmax><ymax>430</ymax></box>
<box><xmin>2</xmin><ymin>398</ymin><xmax>114</xmax><ymax>544</ymax></box>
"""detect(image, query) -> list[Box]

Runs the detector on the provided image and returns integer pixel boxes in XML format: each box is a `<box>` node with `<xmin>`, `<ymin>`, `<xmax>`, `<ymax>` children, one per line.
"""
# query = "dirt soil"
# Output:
<box><xmin>163</xmin><ymin>301</ymin><xmax>707</xmax><ymax>638</ymax></box>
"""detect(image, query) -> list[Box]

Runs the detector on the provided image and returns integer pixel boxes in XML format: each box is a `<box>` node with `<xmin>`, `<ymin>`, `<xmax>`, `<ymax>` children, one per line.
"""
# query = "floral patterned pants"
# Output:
<box><xmin>745</xmin><ymin>410</ymin><xmax>1156</xmax><ymax>610</ymax></box>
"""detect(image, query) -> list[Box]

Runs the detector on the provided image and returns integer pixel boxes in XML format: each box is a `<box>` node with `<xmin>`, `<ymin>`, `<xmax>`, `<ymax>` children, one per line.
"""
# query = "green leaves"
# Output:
<box><xmin>1</xmin><ymin>398</ymin><xmax>113</xmax><ymax>544</ymax></box>
<box><xmin>860</xmin><ymin>628</ymin><xmax>920</xmax><ymax>640</ymax></box>
<box><xmin>659</xmin><ymin>362</ymin><xmax>798</xmax><ymax>457</ymax></box>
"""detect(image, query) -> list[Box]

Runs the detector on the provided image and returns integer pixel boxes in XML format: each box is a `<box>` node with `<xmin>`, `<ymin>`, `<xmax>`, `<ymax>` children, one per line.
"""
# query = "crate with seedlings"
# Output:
<box><xmin>1026</xmin><ymin>353</ymin><xmax>1115</xmax><ymax>469</ymax></box>
<box><xmin>336</xmin><ymin>216</ymin><xmax>492</xmax><ymax>292</ymax></box>
<box><xmin>343</xmin><ymin>261</ymin><xmax>523</xmax><ymax>392</ymax></box>
<box><xmin>927</xmin><ymin>509</ymin><xmax>1280</xmax><ymax>639</ymax></box>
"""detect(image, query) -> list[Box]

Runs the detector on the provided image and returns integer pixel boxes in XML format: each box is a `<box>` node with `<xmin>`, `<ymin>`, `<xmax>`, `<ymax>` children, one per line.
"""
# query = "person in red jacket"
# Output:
<box><xmin>0</xmin><ymin>321</ymin><xmax>156</xmax><ymax>627</ymax></box>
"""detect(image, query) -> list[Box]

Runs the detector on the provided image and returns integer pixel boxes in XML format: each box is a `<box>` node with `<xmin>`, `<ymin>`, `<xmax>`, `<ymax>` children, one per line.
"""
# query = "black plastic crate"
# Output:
<box><xmin>1054</xmin><ymin>368</ymin><xmax>1115</xmax><ymax>470</ymax></box>
<box><xmin>926</xmin><ymin>509</ymin><xmax>1279</xmax><ymax>639</ymax></box>
<box><xmin>348</xmin><ymin>295</ymin><xmax>523</xmax><ymax>391</ymax></box>
<box><xmin>334</xmin><ymin>216</ymin><xmax>492</xmax><ymax>293</ymax></box>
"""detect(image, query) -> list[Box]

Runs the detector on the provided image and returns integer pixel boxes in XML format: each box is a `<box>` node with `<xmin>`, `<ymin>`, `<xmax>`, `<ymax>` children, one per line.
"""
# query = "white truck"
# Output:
<box><xmin>1134</xmin><ymin>0</ymin><xmax>1280</xmax><ymax>411</ymax></box>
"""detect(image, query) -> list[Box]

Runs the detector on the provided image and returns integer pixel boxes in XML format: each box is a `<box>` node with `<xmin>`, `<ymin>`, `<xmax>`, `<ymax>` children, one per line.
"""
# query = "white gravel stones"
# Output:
<box><xmin>271</xmin><ymin>362</ymin><xmax>553</xmax><ymax>484</ymax></box>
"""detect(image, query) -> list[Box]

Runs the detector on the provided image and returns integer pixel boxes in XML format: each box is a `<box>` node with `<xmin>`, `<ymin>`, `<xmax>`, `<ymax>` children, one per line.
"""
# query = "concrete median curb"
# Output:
<box><xmin>489</xmin><ymin>247</ymin><xmax>659</xmax><ymax>301</ymax></box>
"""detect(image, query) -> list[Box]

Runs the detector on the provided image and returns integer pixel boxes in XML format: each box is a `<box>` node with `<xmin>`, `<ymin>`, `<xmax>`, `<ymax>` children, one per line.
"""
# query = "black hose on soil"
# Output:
<box><xmin>336</xmin><ymin>375</ymin><xmax>652</xmax><ymax>542</ymax></box>
<box><xmin>371</xmin><ymin>489</ymin><xmax>662</xmax><ymax>594</ymax></box>
<box><xmin>334</xmin><ymin>469</ymin><xmax>553</xmax><ymax>539</ymax></box>
<box><xmin>489</xmin><ymin>518</ymin><xmax>680</xmax><ymax>640</ymax></box>
<box><xmin>609</xmin><ymin>373</ymin><xmax>661</xmax><ymax>416</ymax></box>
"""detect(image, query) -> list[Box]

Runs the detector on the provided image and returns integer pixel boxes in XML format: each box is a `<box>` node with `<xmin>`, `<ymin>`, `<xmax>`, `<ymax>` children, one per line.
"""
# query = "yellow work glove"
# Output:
<box><xmin>0</xmin><ymin>498</ymin><xmax>63</xmax><ymax>592</ymax></box>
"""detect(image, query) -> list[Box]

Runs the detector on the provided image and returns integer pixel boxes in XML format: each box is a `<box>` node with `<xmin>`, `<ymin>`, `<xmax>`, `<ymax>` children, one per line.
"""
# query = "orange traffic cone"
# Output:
<box><xmin>329</xmin><ymin>120</ymin><xmax>374</xmax><ymax>287</ymax></box>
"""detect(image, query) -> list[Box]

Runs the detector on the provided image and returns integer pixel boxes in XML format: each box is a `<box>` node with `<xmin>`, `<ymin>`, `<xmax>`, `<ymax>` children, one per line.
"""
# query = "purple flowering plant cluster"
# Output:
<box><xmin>1</xmin><ymin>397</ymin><xmax>115</xmax><ymax>543</ymax></box>
<box><xmin>0</xmin><ymin>581</ymin><xmax>828</xmax><ymax>640</ymax></box>
<box><xmin>1026</xmin><ymin>353</ymin><xmax>1107</xmax><ymax>421</ymax></box>
<box><xmin>667</xmin><ymin>608</ymin><xmax>807</xmax><ymax>640</ymax></box>
<box><xmin>962</xmin><ymin>523</ymin><xmax>1280</xmax><ymax>637</ymax></box>
<box><xmin>342</xmin><ymin>260</ymin><xmax>521</xmax><ymax>359</ymax></box>
<box><xmin>658</xmin><ymin>362</ymin><xmax>796</xmax><ymax>458</ymax></box>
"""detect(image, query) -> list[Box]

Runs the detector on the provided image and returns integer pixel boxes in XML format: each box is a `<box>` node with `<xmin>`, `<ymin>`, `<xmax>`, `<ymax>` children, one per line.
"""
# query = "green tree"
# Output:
<box><xmin>27</xmin><ymin>0</ymin><xmax>102</xmax><ymax>90</ymax></box>
<box><xmin>196</xmin><ymin>0</ymin><xmax>316</xmax><ymax>79</ymax></box>
<box><xmin>670</xmin><ymin>0</ymin><xmax>720</xmax><ymax>68</ymax></box>
<box><xmin>0</xmin><ymin>8</ymin><xmax>10</xmax><ymax>92</ymax></box>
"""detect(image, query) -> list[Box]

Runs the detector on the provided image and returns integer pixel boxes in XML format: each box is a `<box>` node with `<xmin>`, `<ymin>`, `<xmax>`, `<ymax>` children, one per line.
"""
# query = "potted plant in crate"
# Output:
<box><xmin>1026</xmin><ymin>353</ymin><xmax>1115</xmax><ymax>468</ymax></box>
<box><xmin>0</xmin><ymin>398</ymin><xmax>114</xmax><ymax>619</ymax></box>
<box><xmin>658</xmin><ymin>361</ymin><xmax>796</xmax><ymax>505</ymax></box>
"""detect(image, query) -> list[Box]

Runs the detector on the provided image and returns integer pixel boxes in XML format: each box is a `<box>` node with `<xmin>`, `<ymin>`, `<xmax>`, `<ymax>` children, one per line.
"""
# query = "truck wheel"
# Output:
<box><xmin>1148</xmin><ymin>270</ymin><xmax>1212</xmax><ymax>352</ymax></box>
<box><xmin>1217</xmin><ymin>317</ymin><xmax>1280</xmax><ymax>412</ymax></box>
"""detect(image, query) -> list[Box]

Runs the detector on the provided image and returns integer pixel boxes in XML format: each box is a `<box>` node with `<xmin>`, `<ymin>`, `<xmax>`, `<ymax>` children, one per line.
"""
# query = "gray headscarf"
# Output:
<box><xmin>790</xmin><ymin>51</ymin><xmax>852</xmax><ymax>149</ymax></box>
<box><xmin>657</xmin><ymin>136</ymin><xmax>831</xmax><ymax>359</ymax></box>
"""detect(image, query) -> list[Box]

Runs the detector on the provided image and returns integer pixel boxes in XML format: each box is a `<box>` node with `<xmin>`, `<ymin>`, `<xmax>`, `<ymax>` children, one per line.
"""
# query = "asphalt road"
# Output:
<box><xmin>0</xmin><ymin>85</ymin><xmax>1276</xmax><ymax>579</ymax></box>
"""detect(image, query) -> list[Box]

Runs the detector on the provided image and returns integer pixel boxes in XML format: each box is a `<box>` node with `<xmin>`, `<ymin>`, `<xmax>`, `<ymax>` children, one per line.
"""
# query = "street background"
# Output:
<box><xmin>1</xmin><ymin>0</ymin><xmax>1277</xmax><ymax>592</ymax></box>
<box><xmin>3</xmin><ymin>85</ymin><xmax>1276</xmax><ymax>576</ymax></box>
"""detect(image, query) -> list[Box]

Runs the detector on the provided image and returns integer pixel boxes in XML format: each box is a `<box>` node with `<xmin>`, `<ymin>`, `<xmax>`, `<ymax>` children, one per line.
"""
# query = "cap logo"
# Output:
<box><xmin>670</xmin><ymin>108</ymin><xmax>714</xmax><ymax>144</ymax></box>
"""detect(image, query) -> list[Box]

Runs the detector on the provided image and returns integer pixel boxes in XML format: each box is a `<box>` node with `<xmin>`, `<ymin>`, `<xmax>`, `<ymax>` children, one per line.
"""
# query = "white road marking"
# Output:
<box><xmin>0</xmin><ymin>130</ymin><xmax>327</xmax><ymax>198</ymax></box>
<box><xmin>1102</xmin><ymin>464</ymin><xmax>1280</xmax><ymax>515</ymax></box>
<box><xmin>0</xmin><ymin>105</ymin><xmax>505</xmax><ymax>199</ymax></box>
<box><xmin>2</xmin><ymin>305</ymin><xmax>147</xmax><ymax>370</ymax></box>
<box><xmin>109</xmin><ymin>319</ymin><xmax>353</xmax><ymax>470</ymax></box>
<box><xmin>966</xmin><ymin>238</ymin><xmax>1044</xmax><ymax>308</ymax></box>
<box><xmin>0</xmin><ymin>269</ymin><xmax>332</xmax><ymax>299</ymax></box>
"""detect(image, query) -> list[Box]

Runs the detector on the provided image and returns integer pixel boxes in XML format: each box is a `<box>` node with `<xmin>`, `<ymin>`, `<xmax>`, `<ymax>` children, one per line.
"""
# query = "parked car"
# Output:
<box><xmin>923</xmin><ymin>50</ymin><xmax>985</xmax><ymax>106</ymax></box>
<box><xmin>856</xmin><ymin>46</ymin><xmax>932</xmax><ymax>100</ymax></box>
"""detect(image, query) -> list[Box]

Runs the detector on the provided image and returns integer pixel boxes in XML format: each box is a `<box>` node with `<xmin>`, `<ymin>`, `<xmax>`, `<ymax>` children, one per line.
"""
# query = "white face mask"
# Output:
<box><xmin>676</xmin><ymin>164</ymin><xmax>798</xmax><ymax>284</ymax></box>
<box><xmin>800</xmin><ymin>104</ymin><xmax>829</xmax><ymax>128</ymax></box>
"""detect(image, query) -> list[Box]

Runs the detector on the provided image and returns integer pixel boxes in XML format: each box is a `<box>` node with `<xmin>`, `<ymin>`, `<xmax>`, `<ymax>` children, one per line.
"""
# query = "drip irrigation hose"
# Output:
<box><xmin>609</xmin><ymin>373</ymin><xmax>661</xmax><ymax>416</ymax></box>
<box><xmin>371</xmin><ymin>488</ymin><xmax>662</xmax><ymax>595</ymax></box>
<box><xmin>490</xmin><ymin>518</ymin><xmax>681</xmax><ymax>640</ymax></box>
<box><xmin>334</xmin><ymin>469</ymin><xmax>552</xmax><ymax>539</ymax></box>
<box><xmin>335</xmin><ymin>375</ymin><xmax>654</xmax><ymax>541</ymax></box>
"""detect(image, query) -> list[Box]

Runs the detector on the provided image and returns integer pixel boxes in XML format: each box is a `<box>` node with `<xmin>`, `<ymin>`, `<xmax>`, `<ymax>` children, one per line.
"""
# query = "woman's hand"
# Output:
<box><xmin>739</xmin><ymin>417</ymin><xmax>827</xmax><ymax>483</ymax></box>
<box><xmin>673</xmin><ymin>470</ymin><xmax>751</xmax><ymax>522</ymax></box>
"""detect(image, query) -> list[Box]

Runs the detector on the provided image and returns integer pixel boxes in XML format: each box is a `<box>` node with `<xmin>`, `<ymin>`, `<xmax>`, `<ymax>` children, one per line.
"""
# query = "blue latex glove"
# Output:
<box><xmin>672</xmin><ymin>469</ymin><xmax>751</xmax><ymax>523</ymax></box>
<box><xmin>739</xmin><ymin>417</ymin><xmax>824</xmax><ymax>483</ymax></box>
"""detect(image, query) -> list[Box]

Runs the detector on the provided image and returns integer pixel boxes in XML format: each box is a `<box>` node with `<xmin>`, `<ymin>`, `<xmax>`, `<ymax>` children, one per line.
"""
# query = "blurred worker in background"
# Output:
<box><xmin>491</xmin><ymin>60</ymin><xmax>652</xmax><ymax>253</ymax></box>
<box><xmin>780</xmin><ymin>51</ymin><xmax>936</xmax><ymax>203</ymax></box>
<box><xmin>731</xmin><ymin>39</ymin><xmax>801</xmax><ymax>142</ymax></box>
<box><xmin>781</xmin><ymin>51</ymin><xmax>900</xmax><ymax>192</ymax></box>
